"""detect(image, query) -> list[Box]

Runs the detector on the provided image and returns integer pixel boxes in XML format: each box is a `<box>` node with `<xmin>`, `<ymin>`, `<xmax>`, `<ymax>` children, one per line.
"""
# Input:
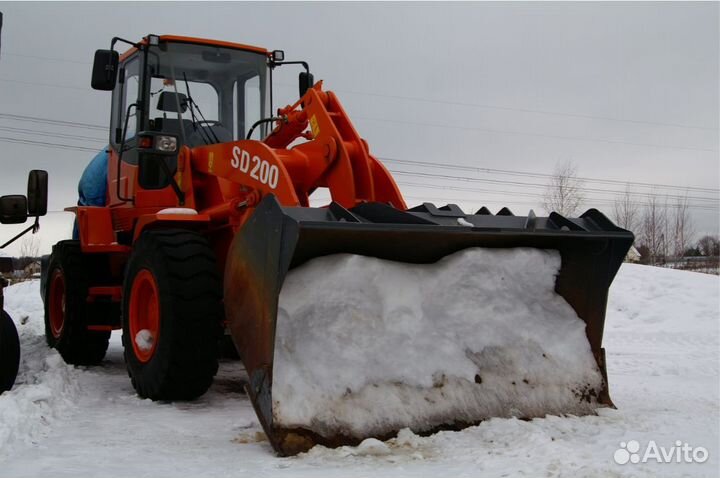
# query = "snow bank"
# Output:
<box><xmin>0</xmin><ymin>280</ymin><xmax>80</xmax><ymax>459</ymax></box>
<box><xmin>273</xmin><ymin>248</ymin><xmax>604</xmax><ymax>439</ymax></box>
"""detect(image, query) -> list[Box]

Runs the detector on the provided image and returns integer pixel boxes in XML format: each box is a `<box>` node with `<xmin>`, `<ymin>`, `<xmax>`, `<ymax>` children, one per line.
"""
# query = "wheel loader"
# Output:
<box><xmin>41</xmin><ymin>34</ymin><xmax>633</xmax><ymax>455</ymax></box>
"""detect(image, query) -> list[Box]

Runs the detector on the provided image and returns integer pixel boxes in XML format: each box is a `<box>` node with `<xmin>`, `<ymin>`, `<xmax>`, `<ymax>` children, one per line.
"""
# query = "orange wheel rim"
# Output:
<box><xmin>49</xmin><ymin>269</ymin><xmax>66</xmax><ymax>338</ymax></box>
<box><xmin>129</xmin><ymin>269</ymin><xmax>161</xmax><ymax>363</ymax></box>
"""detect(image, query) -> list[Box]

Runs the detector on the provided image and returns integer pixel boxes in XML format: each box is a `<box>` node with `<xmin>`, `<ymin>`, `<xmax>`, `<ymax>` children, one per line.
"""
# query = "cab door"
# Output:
<box><xmin>108</xmin><ymin>53</ymin><xmax>142</xmax><ymax>205</ymax></box>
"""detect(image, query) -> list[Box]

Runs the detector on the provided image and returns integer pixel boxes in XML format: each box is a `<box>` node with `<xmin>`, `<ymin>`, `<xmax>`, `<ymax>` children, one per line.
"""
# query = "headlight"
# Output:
<box><xmin>156</xmin><ymin>135</ymin><xmax>178</xmax><ymax>153</ymax></box>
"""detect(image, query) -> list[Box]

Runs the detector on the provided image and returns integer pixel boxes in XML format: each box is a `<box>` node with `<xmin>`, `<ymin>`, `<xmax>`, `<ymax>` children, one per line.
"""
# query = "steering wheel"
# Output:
<box><xmin>186</xmin><ymin>120</ymin><xmax>232</xmax><ymax>146</ymax></box>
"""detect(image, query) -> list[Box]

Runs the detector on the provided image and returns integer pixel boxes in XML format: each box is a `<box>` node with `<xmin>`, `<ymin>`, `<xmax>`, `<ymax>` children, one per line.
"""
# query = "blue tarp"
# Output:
<box><xmin>73</xmin><ymin>148</ymin><xmax>109</xmax><ymax>239</ymax></box>
<box><xmin>78</xmin><ymin>148</ymin><xmax>109</xmax><ymax>206</ymax></box>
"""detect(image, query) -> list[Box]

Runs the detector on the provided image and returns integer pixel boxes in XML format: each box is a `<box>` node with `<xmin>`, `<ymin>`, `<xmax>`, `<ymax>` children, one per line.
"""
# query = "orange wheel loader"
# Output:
<box><xmin>41</xmin><ymin>35</ymin><xmax>633</xmax><ymax>455</ymax></box>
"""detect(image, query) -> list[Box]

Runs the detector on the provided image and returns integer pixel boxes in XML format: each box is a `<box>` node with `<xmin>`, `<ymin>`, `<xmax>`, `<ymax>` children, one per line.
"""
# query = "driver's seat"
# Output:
<box><xmin>153</xmin><ymin>91</ymin><xmax>232</xmax><ymax>146</ymax></box>
<box><xmin>186</xmin><ymin>124</ymin><xmax>233</xmax><ymax>146</ymax></box>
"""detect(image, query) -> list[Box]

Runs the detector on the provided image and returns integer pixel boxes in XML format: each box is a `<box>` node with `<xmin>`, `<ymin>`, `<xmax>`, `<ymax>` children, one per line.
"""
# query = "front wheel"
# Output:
<box><xmin>122</xmin><ymin>229</ymin><xmax>223</xmax><ymax>400</ymax></box>
<box><xmin>44</xmin><ymin>241</ymin><xmax>110</xmax><ymax>365</ymax></box>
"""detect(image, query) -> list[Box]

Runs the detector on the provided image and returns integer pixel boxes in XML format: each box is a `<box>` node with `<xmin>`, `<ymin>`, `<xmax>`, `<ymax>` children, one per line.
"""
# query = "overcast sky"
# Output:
<box><xmin>0</xmin><ymin>1</ymin><xmax>718</xmax><ymax>255</ymax></box>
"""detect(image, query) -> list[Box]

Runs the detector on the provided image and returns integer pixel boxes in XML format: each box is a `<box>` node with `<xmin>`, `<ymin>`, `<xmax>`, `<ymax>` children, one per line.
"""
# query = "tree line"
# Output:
<box><xmin>543</xmin><ymin>161</ymin><xmax>719</xmax><ymax>269</ymax></box>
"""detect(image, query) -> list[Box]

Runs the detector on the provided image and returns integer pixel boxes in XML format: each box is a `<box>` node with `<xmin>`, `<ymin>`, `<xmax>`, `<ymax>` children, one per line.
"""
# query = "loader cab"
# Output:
<box><xmin>108</xmin><ymin>38</ymin><xmax>271</xmax><ymax>149</ymax></box>
<box><xmin>94</xmin><ymin>36</ymin><xmax>273</xmax><ymax>205</ymax></box>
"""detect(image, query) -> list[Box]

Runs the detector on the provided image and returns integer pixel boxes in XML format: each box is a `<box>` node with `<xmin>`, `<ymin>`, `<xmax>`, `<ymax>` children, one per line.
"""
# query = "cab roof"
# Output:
<box><xmin>119</xmin><ymin>34</ymin><xmax>269</xmax><ymax>61</ymax></box>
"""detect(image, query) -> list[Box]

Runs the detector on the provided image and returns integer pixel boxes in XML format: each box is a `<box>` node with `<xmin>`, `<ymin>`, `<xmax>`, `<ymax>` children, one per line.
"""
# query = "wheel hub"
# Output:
<box><xmin>129</xmin><ymin>269</ymin><xmax>161</xmax><ymax>363</ymax></box>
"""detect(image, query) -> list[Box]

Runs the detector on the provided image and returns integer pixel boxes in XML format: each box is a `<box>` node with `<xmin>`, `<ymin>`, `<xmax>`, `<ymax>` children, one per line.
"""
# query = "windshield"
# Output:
<box><xmin>144</xmin><ymin>42</ymin><xmax>270</xmax><ymax>146</ymax></box>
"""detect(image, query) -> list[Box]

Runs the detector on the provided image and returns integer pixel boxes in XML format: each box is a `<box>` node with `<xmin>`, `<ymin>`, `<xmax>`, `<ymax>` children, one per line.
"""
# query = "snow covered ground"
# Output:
<box><xmin>0</xmin><ymin>264</ymin><xmax>718</xmax><ymax>477</ymax></box>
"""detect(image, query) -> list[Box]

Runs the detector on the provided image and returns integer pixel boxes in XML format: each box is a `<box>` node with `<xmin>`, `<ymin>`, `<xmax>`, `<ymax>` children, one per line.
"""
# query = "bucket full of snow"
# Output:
<box><xmin>224</xmin><ymin>195</ymin><xmax>633</xmax><ymax>456</ymax></box>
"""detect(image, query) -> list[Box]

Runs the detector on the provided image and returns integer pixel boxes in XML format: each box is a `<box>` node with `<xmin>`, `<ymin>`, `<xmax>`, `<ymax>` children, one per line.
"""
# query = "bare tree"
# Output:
<box><xmin>613</xmin><ymin>184</ymin><xmax>640</xmax><ymax>233</ymax></box>
<box><xmin>19</xmin><ymin>235</ymin><xmax>39</xmax><ymax>259</ymax></box>
<box><xmin>543</xmin><ymin>161</ymin><xmax>585</xmax><ymax>216</ymax></box>
<box><xmin>672</xmin><ymin>195</ymin><xmax>694</xmax><ymax>257</ymax></box>
<box><xmin>661</xmin><ymin>196</ymin><xmax>671</xmax><ymax>260</ymax></box>
<box><xmin>697</xmin><ymin>235</ymin><xmax>720</xmax><ymax>256</ymax></box>
<box><xmin>18</xmin><ymin>235</ymin><xmax>40</xmax><ymax>279</ymax></box>
<box><xmin>640</xmin><ymin>193</ymin><xmax>667</xmax><ymax>265</ymax></box>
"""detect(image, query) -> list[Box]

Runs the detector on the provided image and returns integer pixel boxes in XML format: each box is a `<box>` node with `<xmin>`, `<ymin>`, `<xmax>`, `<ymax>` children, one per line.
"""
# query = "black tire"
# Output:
<box><xmin>44</xmin><ymin>241</ymin><xmax>110</xmax><ymax>365</ymax></box>
<box><xmin>218</xmin><ymin>334</ymin><xmax>240</xmax><ymax>360</ymax></box>
<box><xmin>122</xmin><ymin>229</ymin><xmax>223</xmax><ymax>400</ymax></box>
<box><xmin>0</xmin><ymin>310</ymin><xmax>20</xmax><ymax>393</ymax></box>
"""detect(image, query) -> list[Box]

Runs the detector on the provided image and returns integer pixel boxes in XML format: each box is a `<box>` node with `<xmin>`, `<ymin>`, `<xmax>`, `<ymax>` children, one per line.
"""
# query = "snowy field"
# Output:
<box><xmin>0</xmin><ymin>263</ymin><xmax>718</xmax><ymax>477</ymax></box>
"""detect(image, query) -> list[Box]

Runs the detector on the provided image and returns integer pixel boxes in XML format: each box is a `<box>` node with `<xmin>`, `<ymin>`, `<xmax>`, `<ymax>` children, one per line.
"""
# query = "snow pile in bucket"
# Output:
<box><xmin>273</xmin><ymin>248</ymin><xmax>604</xmax><ymax>439</ymax></box>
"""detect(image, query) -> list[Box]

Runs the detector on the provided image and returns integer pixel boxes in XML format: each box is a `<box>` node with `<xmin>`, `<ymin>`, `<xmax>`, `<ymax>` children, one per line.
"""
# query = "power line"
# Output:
<box><xmin>2</xmin><ymin>73</ymin><xmax>715</xmax><ymax>153</ymax></box>
<box><xmin>354</xmin><ymin>116</ymin><xmax>717</xmax><ymax>153</ymax></box>
<box><xmin>287</xmin><ymin>175</ymin><xmax>717</xmax><ymax>211</ymax></box>
<box><xmin>2</xmin><ymin>54</ymin><xmax>712</xmax><ymax>132</ymax></box>
<box><xmin>2</xmin><ymin>52</ymin><xmax>91</xmax><ymax>65</ymax></box>
<box><xmin>2</xmin><ymin>141</ymin><xmax>714</xmax><ymax>212</ymax></box>
<box><xmin>389</xmin><ymin>168</ymin><xmax>710</xmax><ymax>200</ymax></box>
<box><xmin>0</xmin><ymin>77</ymin><xmax>88</xmax><ymax>92</ymax></box>
<box><xmin>0</xmin><ymin>136</ymin><xmax>99</xmax><ymax>152</ymax></box>
<box><xmin>401</xmin><ymin>194</ymin><xmax>547</xmax><ymax>210</ymax></box>
<box><xmin>396</xmin><ymin>180</ymin><xmax>719</xmax><ymax>211</ymax></box>
<box><xmin>0</xmin><ymin>110</ymin><xmax>716</xmax><ymax>207</ymax></box>
<box><xmin>386</xmin><ymin>165</ymin><xmax>720</xmax><ymax>202</ymax></box>
<box><xmin>0</xmin><ymin>113</ymin><xmax>106</xmax><ymax>131</ymax></box>
<box><xmin>274</xmin><ymin>81</ymin><xmax>716</xmax><ymax>131</ymax></box>
<box><xmin>380</xmin><ymin>157</ymin><xmax>720</xmax><ymax>194</ymax></box>
<box><xmin>0</xmin><ymin>125</ymin><xmax>106</xmax><ymax>143</ymax></box>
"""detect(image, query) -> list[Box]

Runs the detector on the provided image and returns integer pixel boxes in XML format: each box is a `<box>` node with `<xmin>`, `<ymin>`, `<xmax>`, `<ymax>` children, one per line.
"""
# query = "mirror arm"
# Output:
<box><xmin>0</xmin><ymin>218</ymin><xmax>37</xmax><ymax>250</ymax></box>
<box><xmin>111</xmin><ymin>36</ymin><xmax>141</xmax><ymax>50</ymax></box>
<box><xmin>270</xmin><ymin>60</ymin><xmax>310</xmax><ymax>75</ymax></box>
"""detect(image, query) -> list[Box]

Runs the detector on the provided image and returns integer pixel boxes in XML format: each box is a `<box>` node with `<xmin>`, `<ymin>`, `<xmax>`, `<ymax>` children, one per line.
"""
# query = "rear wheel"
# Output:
<box><xmin>44</xmin><ymin>241</ymin><xmax>110</xmax><ymax>365</ymax></box>
<box><xmin>122</xmin><ymin>229</ymin><xmax>223</xmax><ymax>400</ymax></box>
<box><xmin>0</xmin><ymin>310</ymin><xmax>20</xmax><ymax>393</ymax></box>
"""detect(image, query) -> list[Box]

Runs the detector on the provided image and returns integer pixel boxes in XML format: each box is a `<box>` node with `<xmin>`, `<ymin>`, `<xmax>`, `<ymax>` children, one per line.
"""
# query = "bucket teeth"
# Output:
<box><xmin>497</xmin><ymin>207</ymin><xmax>514</xmax><ymax>216</ymax></box>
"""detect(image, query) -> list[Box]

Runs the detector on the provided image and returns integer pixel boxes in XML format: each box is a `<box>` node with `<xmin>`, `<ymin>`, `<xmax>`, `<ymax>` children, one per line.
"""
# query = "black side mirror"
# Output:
<box><xmin>91</xmin><ymin>49</ymin><xmax>120</xmax><ymax>91</ymax></box>
<box><xmin>157</xmin><ymin>91</ymin><xmax>188</xmax><ymax>113</ymax></box>
<box><xmin>27</xmin><ymin>170</ymin><xmax>48</xmax><ymax>217</ymax></box>
<box><xmin>0</xmin><ymin>195</ymin><xmax>28</xmax><ymax>224</ymax></box>
<box><xmin>299</xmin><ymin>72</ymin><xmax>314</xmax><ymax>98</ymax></box>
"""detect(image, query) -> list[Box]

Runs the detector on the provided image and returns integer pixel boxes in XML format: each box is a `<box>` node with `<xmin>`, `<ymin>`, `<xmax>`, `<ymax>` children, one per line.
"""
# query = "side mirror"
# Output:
<box><xmin>91</xmin><ymin>49</ymin><xmax>120</xmax><ymax>91</ymax></box>
<box><xmin>27</xmin><ymin>170</ymin><xmax>48</xmax><ymax>217</ymax></box>
<box><xmin>299</xmin><ymin>72</ymin><xmax>314</xmax><ymax>98</ymax></box>
<box><xmin>0</xmin><ymin>195</ymin><xmax>28</xmax><ymax>224</ymax></box>
<box><xmin>157</xmin><ymin>91</ymin><xmax>188</xmax><ymax>113</ymax></box>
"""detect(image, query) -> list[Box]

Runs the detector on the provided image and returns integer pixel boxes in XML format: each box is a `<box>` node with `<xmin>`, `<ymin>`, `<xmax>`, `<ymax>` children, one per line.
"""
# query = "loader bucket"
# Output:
<box><xmin>224</xmin><ymin>195</ymin><xmax>633</xmax><ymax>456</ymax></box>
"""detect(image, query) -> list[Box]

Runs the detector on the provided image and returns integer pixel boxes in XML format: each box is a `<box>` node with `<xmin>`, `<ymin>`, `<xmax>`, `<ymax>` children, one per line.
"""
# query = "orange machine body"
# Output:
<box><xmin>73</xmin><ymin>36</ymin><xmax>406</xmax><ymax>316</ymax></box>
